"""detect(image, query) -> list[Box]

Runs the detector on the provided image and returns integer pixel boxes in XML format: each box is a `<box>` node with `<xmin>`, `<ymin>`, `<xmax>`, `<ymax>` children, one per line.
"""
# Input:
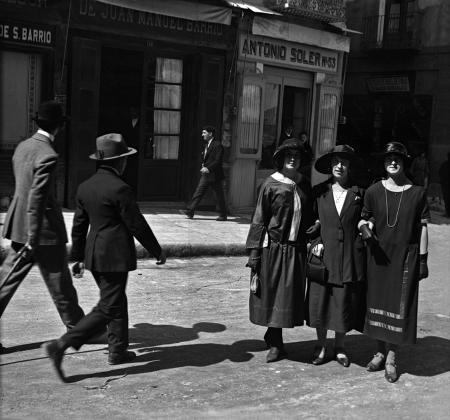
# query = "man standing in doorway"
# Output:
<box><xmin>184</xmin><ymin>126</ymin><xmax>227</xmax><ymax>221</ymax></box>
<box><xmin>0</xmin><ymin>101</ymin><xmax>85</xmax><ymax>353</ymax></box>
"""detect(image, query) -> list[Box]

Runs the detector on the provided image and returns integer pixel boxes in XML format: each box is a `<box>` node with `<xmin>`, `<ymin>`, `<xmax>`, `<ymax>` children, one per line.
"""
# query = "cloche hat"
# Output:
<box><xmin>379</xmin><ymin>141</ymin><xmax>411</xmax><ymax>162</ymax></box>
<box><xmin>273</xmin><ymin>138</ymin><xmax>308</xmax><ymax>160</ymax></box>
<box><xmin>89</xmin><ymin>133</ymin><xmax>137</xmax><ymax>160</ymax></box>
<box><xmin>314</xmin><ymin>144</ymin><xmax>362</xmax><ymax>174</ymax></box>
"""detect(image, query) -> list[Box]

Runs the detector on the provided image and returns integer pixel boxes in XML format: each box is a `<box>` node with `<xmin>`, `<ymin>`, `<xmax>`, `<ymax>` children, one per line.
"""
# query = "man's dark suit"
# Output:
<box><xmin>60</xmin><ymin>166</ymin><xmax>162</xmax><ymax>354</ymax></box>
<box><xmin>187</xmin><ymin>138</ymin><xmax>227</xmax><ymax>217</ymax></box>
<box><xmin>0</xmin><ymin>132</ymin><xmax>84</xmax><ymax>327</ymax></box>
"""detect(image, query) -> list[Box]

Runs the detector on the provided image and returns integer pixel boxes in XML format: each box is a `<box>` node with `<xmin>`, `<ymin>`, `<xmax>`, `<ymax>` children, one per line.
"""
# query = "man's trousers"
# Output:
<box><xmin>0</xmin><ymin>241</ymin><xmax>84</xmax><ymax>328</ymax></box>
<box><xmin>187</xmin><ymin>175</ymin><xmax>227</xmax><ymax>216</ymax></box>
<box><xmin>61</xmin><ymin>271</ymin><xmax>129</xmax><ymax>354</ymax></box>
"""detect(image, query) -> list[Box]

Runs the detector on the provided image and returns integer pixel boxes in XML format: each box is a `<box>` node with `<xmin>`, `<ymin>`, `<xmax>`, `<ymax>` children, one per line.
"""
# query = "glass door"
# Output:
<box><xmin>139</xmin><ymin>56</ymin><xmax>184</xmax><ymax>200</ymax></box>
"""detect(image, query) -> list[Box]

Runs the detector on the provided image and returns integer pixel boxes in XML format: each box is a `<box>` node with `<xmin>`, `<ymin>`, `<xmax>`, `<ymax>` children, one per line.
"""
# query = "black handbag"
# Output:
<box><xmin>306</xmin><ymin>247</ymin><xmax>328</xmax><ymax>284</ymax></box>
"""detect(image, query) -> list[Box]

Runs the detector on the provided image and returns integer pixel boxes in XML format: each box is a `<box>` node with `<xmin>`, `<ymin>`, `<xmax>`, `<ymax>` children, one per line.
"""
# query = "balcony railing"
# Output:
<box><xmin>270</xmin><ymin>0</ymin><xmax>346</xmax><ymax>23</ymax></box>
<box><xmin>362</xmin><ymin>13</ymin><xmax>422</xmax><ymax>51</ymax></box>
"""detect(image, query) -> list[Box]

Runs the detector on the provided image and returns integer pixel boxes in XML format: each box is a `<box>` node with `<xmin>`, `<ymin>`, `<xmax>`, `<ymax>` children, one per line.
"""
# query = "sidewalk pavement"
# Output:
<box><xmin>1</xmin><ymin>205</ymin><xmax>449</xmax><ymax>260</ymax></box>
<box><xmin>0</xmin><ymin>205</ymin><xmax>253</xmax><ymax>259</ymax></box>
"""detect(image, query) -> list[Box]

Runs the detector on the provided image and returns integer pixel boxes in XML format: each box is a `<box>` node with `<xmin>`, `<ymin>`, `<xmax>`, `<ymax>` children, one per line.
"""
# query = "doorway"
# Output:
<box><xmin>98</xmin><ymin>46</ymin><xmax>144</xmax><ymax>194</ymax></box>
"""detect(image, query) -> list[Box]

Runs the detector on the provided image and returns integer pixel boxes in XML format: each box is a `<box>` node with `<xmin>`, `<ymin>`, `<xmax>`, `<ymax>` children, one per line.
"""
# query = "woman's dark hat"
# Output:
<box><xmin>89</xmin><ymin>133</ymin><xmax>137</xmax><ymax>160</ymax></box>
<box><xmin>33</xmin><ymin>100</ymin><xmax>69</xmax><ymax>124</ymax></box>
<box><xmin>314</xmin><ymin>144</ymin><xmax>362</xmax><ymax>174</ymax></box>
<box><xmin>273</xmin><ymin>138</ymin><xmax>307</xmax><ymax>160</ymax></box>
<box><xmin>379</xmin><ymin>141</ymin><xmax>411</xmax><ymax>161</ymax></box>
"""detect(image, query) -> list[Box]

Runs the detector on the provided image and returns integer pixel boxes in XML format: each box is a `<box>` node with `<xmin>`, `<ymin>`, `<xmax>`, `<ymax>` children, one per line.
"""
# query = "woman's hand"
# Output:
<box><xmin>306</xmin><ymin>221</ymin><xmax>320</xmax><ymax>239</ymax></box>
<box><xmin>360</xmin><ymin>223</ymin><xmax>378</xmax><ymax>246</ymax></box>
<box><xmin>246</xmin><ymin>249</ymin><xmax>261</xmax><ymax>274</ymax></box>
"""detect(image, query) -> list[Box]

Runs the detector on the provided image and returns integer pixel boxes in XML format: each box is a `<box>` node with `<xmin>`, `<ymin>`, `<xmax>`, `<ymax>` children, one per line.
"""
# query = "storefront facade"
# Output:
<box><xmin>227</xmin><ymin>14</ymin><xmax>350</xmax><ymax>208</ymax></box>
<box><xmin>1</xmin><ymin>0</ymin><xmax>349</xmax><ymax>210</ymax></box>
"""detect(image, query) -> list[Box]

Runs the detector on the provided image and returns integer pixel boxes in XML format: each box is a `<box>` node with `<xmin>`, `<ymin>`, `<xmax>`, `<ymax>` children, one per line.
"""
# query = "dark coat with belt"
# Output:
<box><xmin>2</xmin><ymin>132</ymin><xmax>67</xmax><ymax>246</ymax></box>
<box><xmin>71</xmin><ymin>166</ymin><xmax>161</xmax><ymax>272</ymax></box>
<box><xmin>202</xmin><ymin>139</ymin><xmax>224</xmax><ymax>181</ymax></box>
<box><xmin>313</xmin><ymin>180</ymin><xmax>366</xmax><ymax>286</ymax></box>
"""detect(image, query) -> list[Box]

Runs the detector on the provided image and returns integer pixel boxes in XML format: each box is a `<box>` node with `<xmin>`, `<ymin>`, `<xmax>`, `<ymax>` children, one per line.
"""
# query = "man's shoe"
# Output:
<box><xmin>266</xmin><ymin>346</ymin><xmax>287</xmax><ymax>363</ymax></box>
<box><xmin>108</xmin><ymin>350</ymin><xmax>136</xmax><ymax>365</ymax></box>
<box><xmin>42</xmin><ymin>340</ymin><xmax>66</xmax><ymax>382</ymax></box>
<box><xmin>183</xmin><ymin>210</ymin><xmax>194</xmax><ymax>219</ymax></box>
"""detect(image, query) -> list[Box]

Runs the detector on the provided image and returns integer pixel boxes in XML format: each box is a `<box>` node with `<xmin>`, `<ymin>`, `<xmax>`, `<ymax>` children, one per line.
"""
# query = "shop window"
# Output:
<box><xmin>239</xmin><ymin>83</ymin><xmax>262</xmax><ymax>155</ymax></box>
<box><xmin>0</xmin><ymin>50</ymin><xmax>42</xmax><ymax>199</ymax></box>
<box><xmin>318</xmin><ymin>92</ymin><xmax>338</xmax><ymax>154</ymax></box>
<box><xmin>146</xmin><ymin>57</ymin><xmax>182</xmax><ymax>159</ymax></box>
<box><xmin>260</xmin><ymin>82</ymin><xmax>280</xmax><ymax>168</ymax></box>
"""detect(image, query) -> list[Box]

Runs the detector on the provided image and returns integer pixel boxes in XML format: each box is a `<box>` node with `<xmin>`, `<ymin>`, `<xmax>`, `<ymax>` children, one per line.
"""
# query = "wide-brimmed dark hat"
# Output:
<box><xmin>89</xmin><ymin>133</ymin><xmax>137</xmax><ymax>160</ymax></box>
<box><xmin>314</xmin><ymin>144</ymin><xmax>362</xmax><ymax>174</ymax></box>
<box><xmin>273</xmin><ymin>138</ymin><xmax>308</xmax><ymax>160</ymax></box>
<box><xmin>379</xmin><ymin>141</ymin><xmax>411</xmax><ymax>162</ymax></box>
<box><xmin>33</xmin><ymin>100</ymin><xmax>68</xmax><ymax>124</ymax></box>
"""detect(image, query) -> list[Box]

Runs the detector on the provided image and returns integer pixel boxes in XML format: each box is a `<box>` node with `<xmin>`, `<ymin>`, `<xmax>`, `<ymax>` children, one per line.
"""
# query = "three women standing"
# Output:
<box><xmin>246</xmin><ymin>139</ymin><xmax>314</xmax><ymax>362</ymax></box>
<box><xmin>306</xmin><ymin>145</ymin><xmax>366</xmax><ymax>367</ymax></box>
<box><xmin>359</xmin><ymin>142</ymin><xmax>430</xmax><ymax>382</ymax></box>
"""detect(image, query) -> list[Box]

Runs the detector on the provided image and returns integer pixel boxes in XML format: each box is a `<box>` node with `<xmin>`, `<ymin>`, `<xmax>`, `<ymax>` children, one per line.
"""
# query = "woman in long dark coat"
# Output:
<box><xmin>246</xmin><ymin>139</ymin><xmax>314</xmax><ymax>363</ymax></box>
<box><xmin>306</xmin><ymin>145</ymin><xmax>366</xmax><ymax>367</ymax></box>
<box><xmin>359</xmin><ymin>142</ymin><xmax>430</xmax><ymax>383</ymax></box>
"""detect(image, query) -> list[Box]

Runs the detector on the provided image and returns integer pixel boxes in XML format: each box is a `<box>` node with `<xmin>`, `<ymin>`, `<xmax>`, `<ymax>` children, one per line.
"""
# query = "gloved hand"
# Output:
<box><xmin>419</xmin><ymin>253</ymin><xmax>428</xmax><ymax>280</ymax></box>
<box><xmin>306</xmin><ymin>221</ymin><xmax>321</xmax><ymax>239</ymax></box>
<box><xmin>360</xmin><ymin>223</ymin><xmax>378</xmax><ymax>246</ymax></box>
<box><xmin>246</xmin><ymin>249</ymin><xmax>261</xmax><ymax>274</ymax></box>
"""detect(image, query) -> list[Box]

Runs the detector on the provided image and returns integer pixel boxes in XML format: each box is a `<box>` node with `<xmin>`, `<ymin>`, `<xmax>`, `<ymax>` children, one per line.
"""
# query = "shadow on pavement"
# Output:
<box><xmin>128</xmin><ymin>322</ymin><xmax>227</xmax><ymax>347</ymax></box>
<box><xmin>66</xmin><ymin>339</ymin><xmax>265</xmax><ymax>383</ymax></box>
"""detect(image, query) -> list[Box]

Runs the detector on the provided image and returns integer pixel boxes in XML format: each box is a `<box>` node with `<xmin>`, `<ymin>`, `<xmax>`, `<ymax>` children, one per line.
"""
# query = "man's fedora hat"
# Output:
<box><xmin>89</xmin><ymin>133</ymin><xmax>137</xmax><ymax>160</ymax></box>
<box><xmin>314</xmin><ymin>144</ymin><xmax>362</xmax><ymax>174</ymax></box>
<box><xmin>33</xmin><ymin>100</ymin><xmax>68</xmax><ymax>124</ymax></box>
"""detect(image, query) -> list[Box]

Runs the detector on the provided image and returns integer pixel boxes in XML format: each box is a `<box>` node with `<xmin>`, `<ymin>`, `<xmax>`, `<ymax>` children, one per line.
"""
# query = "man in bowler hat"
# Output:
<box><xmin>184</xmin><ymin>126</ymin><xmax>227</xmax><ymax>221</ymax></box>
<box><xmin>43</xmin><ymin>133</ymin><xmax>166</xmax><ymax>381</ymax></box>
<box><xmin>0</xmin><ymin>101</ymin><xmax>85</xmax><ymax>353</ymax></box>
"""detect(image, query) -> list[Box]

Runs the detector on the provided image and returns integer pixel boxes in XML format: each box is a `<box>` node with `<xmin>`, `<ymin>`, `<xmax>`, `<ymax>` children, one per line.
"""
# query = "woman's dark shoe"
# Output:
<box><xmin>334</xmin><ymin>347</ymin><xmax>350</xmax><ymax>367</ymax></box>
<box><xmin>311</xmin><ymin>346</ymin><xmax>326</xmax><ymax>365</ymax></box>
<box><xmin>384</xmin><ymin>362</ymin><xmax>399</xmax><ymax>383</ymax></box>
<box><xmin>366</xmin><ymin>352</ymin><xmax>385</xmax><ymax>372</ymax></box>
<box><xmin>266</xmin><ymin>347</ymin><xmax>287</xmax><ymax>363</ymax></box>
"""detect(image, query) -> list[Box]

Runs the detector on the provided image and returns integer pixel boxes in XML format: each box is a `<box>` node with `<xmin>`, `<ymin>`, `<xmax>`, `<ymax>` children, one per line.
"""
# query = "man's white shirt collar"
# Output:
<box><xmin>37</xmin><ymin>128</ymin><xmax>55</xmax><ymax>142</ymax></box>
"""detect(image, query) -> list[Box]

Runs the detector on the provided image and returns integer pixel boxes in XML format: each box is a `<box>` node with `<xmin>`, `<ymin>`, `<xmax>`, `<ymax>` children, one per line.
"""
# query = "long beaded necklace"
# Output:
<box><xmin>384</xmin><ymin>182</ymin><xmax>405</xmax><ymax>228</ymax></box>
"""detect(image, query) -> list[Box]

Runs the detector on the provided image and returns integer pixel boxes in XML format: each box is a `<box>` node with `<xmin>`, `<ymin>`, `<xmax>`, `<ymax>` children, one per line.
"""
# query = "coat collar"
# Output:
<box><xmin>31</xmin><ymin>132</ymin><xmax>52</xmax><ymax>145</ymax></box>
<box><xmin>97</xmin><ymin>166</ymin><xmax>121</xmax><ymax>177</ymax></box>
<box><xmin>323</xmin><ymin>181</ymin><xmax>360</xmax><ymax>219</ymax></box>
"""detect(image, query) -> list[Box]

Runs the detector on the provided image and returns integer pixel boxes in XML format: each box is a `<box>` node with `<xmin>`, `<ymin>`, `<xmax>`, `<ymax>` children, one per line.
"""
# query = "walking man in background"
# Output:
<box><xmin>184</xmin><ymin>126</ymin><xmax>227</xmax><ymax>221</ymax></box>
<box><xmin>43</xmin><ymin>133</ymin><xmax>166</xmax><ymax>382</ymax></box>
<box><xmin>0</xmin><ymin>101</ymin><xmax>85</xmax><ymax>353</ymax></box>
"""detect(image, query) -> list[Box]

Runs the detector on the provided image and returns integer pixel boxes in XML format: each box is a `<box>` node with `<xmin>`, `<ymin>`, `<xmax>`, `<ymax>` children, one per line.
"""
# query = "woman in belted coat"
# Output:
<box><xmin>306</xmin><ymin>145</ymin><xmax>366</xmax><ymax>367</ymax></box>
<box><xmin>246</xmin><ymin>139</ymin><xmax>314</xmax><ymax>363</ymax></box>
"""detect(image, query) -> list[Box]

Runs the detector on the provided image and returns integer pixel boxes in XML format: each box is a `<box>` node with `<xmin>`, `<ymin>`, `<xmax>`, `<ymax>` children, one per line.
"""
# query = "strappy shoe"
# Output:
<box><xmin>366</xmin><ymin>352</ymin><xmax>385</xmax><ymax>371</ymax></box>
<box><xmin>312</xmin><ymin>345</ymin><xmax>327</xmax><ymax>366</ymax></box>
<box><xmin>384</xmin><ymin>362</ymin><xmax>399</xmax><ymax>383</ymax></box>
<box><xmin>334</xmin><ymin>347</ymin><xmax>350</xmax><ymax>367</ymax></box>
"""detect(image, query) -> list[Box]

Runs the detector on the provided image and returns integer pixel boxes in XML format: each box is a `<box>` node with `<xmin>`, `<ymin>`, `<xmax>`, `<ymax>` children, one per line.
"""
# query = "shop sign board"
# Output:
<box><xmin>239</xmin><ymin>34</ymin><xmax>338</xmax><ymax>73</ymax></box>
<box><xmin>0</xmin><ymin>20</ymin><xmax>54</xmax><ymax>46</ymax></box>
<box><xmin>73</xmin><ymin>0</ymin><xmax>228</xmax><ymax>38</ymax></box>
<box><xmin>366</xmin><ymin>76</ymin><xmax>410</xmax><ymax>93</ymax></box>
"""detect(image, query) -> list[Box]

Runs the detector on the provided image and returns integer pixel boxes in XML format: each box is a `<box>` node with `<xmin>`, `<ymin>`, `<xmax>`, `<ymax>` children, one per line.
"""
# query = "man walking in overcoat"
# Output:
<box><xmin>43</xmin><ymin>133</ymin><xmax>166</xmax><ymax>382</ymax></box>
<box><xmin>0</xmin><ymin>101</ymin><xmax>85</xmax><ymax>352</ymax></box>
<box><xmin>184</xmin><ymin>126</ymin><xmax>227</xmax><ymax>221</ymax></box>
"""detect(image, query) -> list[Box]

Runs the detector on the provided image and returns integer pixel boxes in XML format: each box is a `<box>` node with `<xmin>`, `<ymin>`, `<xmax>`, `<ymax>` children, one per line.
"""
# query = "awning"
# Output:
<box><xmin>95</xmin><ymin>0</ymin><xmax>232</xmax><ymax>25</ymax></box>
<box><xmin>224</xmin><ymin>0</ymin><xmax>281</xmax><ymax>15</ymax></box>
<box><xmin>252</xmin><ymin>16</ymin><xmax>351</xmax><ymax>52</ymax></box>
<box><xmin>328</xmin><ymin>21</ymin><xmax>363</xmax><ymax>35</ymax></box>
